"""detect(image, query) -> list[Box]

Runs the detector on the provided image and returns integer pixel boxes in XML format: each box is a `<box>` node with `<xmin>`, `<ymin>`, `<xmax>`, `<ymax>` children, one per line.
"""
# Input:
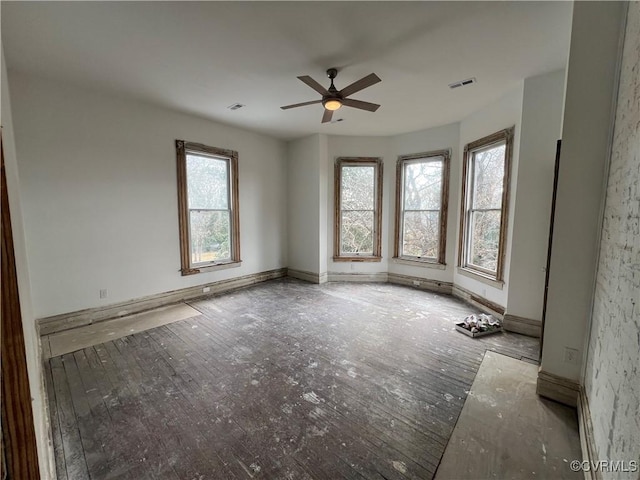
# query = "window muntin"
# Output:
<box><xmin>334</xmin><ymin>158</ymin><xmax>382</xmax><ymax>261</ymax></box>
<box><xmin>394</xmin><ymin>150</ymin><xmax>450</xmax><ymax>264</ymax></box>
<box><xmin>176</xmin><ymin>140</ymin><xmax>240</xmax><ymax>275</ymax></box>
<box><xmin>459</xmin><ymin>128</ymin><xmax>513</xmax><ymax>280</ymax></box>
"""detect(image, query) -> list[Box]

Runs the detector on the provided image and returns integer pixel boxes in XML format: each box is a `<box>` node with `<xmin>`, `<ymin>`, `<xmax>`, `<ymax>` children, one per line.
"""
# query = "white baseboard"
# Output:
<box><xmin>38</xmin><ymin>267</ymin><xmax>288</xmax><ymax>335</ymax></box>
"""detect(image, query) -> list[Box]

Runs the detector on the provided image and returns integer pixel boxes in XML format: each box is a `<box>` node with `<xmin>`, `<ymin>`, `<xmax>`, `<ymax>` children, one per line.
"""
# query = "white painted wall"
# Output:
<box><xmin>454</xmin><ymin>85</ymin><xmax>524</xmax><ymax>308</ymax></box>
<box><xmin>9</xmin><ymin>72</ymin><xmax>288</xmax><ymax>318</ymax></box>
<box><xmin>1</xmin><ymin>50</ymin><xmax>55</xmax><ymax>479</ymax></box>
<box><xmin>318</xmin><ymin>134</ymin><xmax>329</xmax><ymax>278</ymax></box>
<box><xmin>287</xmin><ymin>134</ymin><xmax>322</xmax><ymax>276</ymax></box>
<box><xmin>507</xmin><ymin>70</ymin><xmax>565</xmax><ymax>322</ymax></box>
<box><xmin>315</xmin><ymin>81</ymin><xmax>564</xmax><ymax>322</ymax></box>
<box><xmin>388</xmin><ymin>123</ymin><xmax>460</xmax><ymax>284</ymax></box>
<box><xmin>325</xmin><ymin>135</ymin><xmax>392</xmax><ymax>276</ymax></box>
<box><xmin>541</xmin><ymin>1</ymin><xmax>626</xmax><ymax>382</ymax></box>
<box><xmin>584</xmin><ymin>2</ymin><xmax>639</xmax><ymax>472</ymax></box>
<box><xmin>10</xmin><ymin>67</ymin><xmax>562</xmax><ymax>328</ymax></box>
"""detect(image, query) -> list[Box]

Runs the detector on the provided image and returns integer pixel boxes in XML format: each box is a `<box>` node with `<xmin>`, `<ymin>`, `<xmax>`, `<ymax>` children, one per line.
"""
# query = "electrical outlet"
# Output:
<box><xmin>99</xmin><ymin>289</ymin><xmax>108</xmax><ymax>299</ymax></box>
<box><xmin>203</xmin><ymin>286</ymin><xmax>210</xmax><ymax>293</ymax></box>
<box><xmin>564</xmin><ymin>347</ymin><xmax>579</xmax><ymax>365</ymax></box>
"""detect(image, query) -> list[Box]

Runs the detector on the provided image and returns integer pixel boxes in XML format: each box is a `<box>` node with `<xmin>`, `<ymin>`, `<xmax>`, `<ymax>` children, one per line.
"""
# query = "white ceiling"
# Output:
<box><xmin>1</xmin><ymin>1</ymin><xmax>573</xmax><ymax>140</ymax></box>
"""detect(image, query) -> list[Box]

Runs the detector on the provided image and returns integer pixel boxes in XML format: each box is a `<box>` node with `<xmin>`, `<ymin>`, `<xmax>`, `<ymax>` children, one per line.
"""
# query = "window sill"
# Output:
<box><xmin>181</xmin><ymin>261</ymin><xmax>242</xmax><ymax>276</ymax></box>
<box><xmin>392</xmin><ymin>257</ymin><xmax>446</xmax><ymax>270</ymax></box>
<box><xmin>333</xmin><ymin>256</ymin><xmax>382</xmax><ymax>263</ymax></box>
<box><xmin>457</xmin><ymin>267</ymin><xmax>504</xmax><ymax>289</ymax></box>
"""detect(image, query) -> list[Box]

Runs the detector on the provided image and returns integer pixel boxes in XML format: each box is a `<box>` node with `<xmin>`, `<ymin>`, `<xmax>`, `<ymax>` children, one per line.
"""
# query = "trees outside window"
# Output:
<box><xmin>394</xmin><ymin>150</ymin><xmax>450</xmax><ymax>264</ymax></box>
<box><xmin>176</xmin><ymin>140</ymin><xmax>240</xmax><ymax>275</ymax></box>
<box><xmin>458</xmin><ymin>127</ymin><xmax>514</xmax><ymax>281</ymax></box>
<box><xmin>334</xmin><ymin>157</ymin><xmax>383</xmax><ymax>261</ymax></box>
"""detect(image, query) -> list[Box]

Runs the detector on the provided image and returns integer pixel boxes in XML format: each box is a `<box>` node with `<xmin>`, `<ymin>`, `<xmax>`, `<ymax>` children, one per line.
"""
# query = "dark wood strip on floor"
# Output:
<box><xmin>46</xmin><ymin>279</ymin><xmax>539</xmax><ymax>479</ymax></box>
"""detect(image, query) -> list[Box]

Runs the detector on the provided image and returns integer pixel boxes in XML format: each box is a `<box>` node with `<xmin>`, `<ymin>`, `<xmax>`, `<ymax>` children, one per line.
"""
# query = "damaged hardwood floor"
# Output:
<box><xmin>45</xmin><ymin>279</ymin><xmax>539</xmax><ymax>480</ymax></box>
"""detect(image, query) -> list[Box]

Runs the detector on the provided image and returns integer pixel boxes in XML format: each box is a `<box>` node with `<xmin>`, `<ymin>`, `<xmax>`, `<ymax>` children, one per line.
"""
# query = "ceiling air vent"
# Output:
<box><xmin>226</xmin><ymin>103</ymin><xmax>245</xmax><ymax>111</ymax></box>
<box><xmin>448</xmin><ymin>77</ymin><xmax>477</xmax><ymax>89</ymax></box>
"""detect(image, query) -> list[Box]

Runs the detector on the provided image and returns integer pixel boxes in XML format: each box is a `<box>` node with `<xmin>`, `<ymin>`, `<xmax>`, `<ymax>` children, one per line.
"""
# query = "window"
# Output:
<box><xmin>334</xmin><ymin>157</ymin><xmax>383</xmax><ymax>261</ymax></box>
<box><xmin>394</xmin><ymin>150</ymin><xmax>450</xmax><ymax>265</ymax></box>
<box><xmin>176</xmin><ymin>140</ymin><xmax>240</xmax><ymax>275</ymax></box>
<box><xmin>458</xmin><ymin>127</ymin><xmax>514</xmax><ymax>281</ymax></box>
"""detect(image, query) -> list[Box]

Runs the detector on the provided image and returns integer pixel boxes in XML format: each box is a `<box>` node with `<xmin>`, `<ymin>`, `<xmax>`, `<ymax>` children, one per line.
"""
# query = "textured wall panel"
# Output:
<box><xmin>585</xmin><ymin>3</ymin><xmax>640</xmax><ymax>477</ymax></box>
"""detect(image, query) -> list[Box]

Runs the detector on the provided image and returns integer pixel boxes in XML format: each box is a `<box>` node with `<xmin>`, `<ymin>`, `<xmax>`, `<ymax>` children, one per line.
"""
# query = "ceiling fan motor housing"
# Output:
<box><xmin>326</xmin><ymin>68</ymin><xmax>339</xmax><ymax>95</ymax></box>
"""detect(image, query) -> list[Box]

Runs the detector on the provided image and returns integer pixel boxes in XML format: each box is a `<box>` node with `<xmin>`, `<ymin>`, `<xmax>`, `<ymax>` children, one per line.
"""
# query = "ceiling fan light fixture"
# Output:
<box><xmin>323</xmin><ymin>98</ymin><xmax>342</xmax><ymax>111</ymax></box>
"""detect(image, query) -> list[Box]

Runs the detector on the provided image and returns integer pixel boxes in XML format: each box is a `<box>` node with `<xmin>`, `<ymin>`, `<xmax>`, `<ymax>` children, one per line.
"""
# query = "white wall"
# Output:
<box><xmin>454</xmin><ymin>85</ymin><xmax>524</xmax><ymax>308</ymax></box>
<box><xmin>388</xmin><ymin>123</ymin><xmax>460</xmax><ymax>284</ymax></box>
<box><xmin>315</xmin><ymin>81</ymin><xmax>564</xmax><ymax>324</ymax></box>
<box><xmin>541</xmin><ymin>1</ymin><xmax>626</xmax><ymax>382</ymax></box>
<box><xmin>325</xmin><ymin>135</ymin><xmax>392</xmax><ymax>276</ymax></box>
<box><xmin>9</xmin><ymin>72</ymin><xmax>288</xmax><ymax>318</ymax></box>
<box><xmin>507</xmin><ymin>70</ymin><xmax>565</xmax><ymax>321</ymax></box>
<box><xmin>1</xmin><ymin>50</ymin><xmax>55</xmax><ymax>479</ymax></box>
<box><xmin>318</xmin><ymin>134</ymin><xmax>329</xmax><ymax>277</ymax></box>
<box><xmin>12</xmin><ymin>67</ymin><xmax>563</xmax><ymax>328</ymax></box>
<box><xmin>287</xmin><ymin>134</ymin><xmax>322</xmax><ymax>276</ymax></box>
<box><xmin>584</xmin><ymin>2</ymin><xmax>639</xmax><ymax>473</ymax></box>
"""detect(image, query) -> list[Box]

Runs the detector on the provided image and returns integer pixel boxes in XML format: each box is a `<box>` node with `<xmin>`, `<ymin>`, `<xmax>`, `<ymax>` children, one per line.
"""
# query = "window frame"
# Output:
<box><xmin>393</xmin><ymin>149</ymin><xmax>450</xmax><ymax>266</ymax></box>
<box><xmin>333</xmin><ymin>157</ymin><xmax>383</xmax><ymax>262</ymax></box>
<box><xmin>458</xmin><ymin>127</ymin><xmax>514</xmax><ymax>282</ymax></box>
<box><xmin>176</xmin><ymin>140</ymin><xmax>241</xmax><ymax>276</ymax></box>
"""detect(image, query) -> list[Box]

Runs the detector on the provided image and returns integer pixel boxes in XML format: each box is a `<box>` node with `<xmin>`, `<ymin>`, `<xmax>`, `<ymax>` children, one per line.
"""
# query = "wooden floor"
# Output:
<box><xmin>45</xmin><ymin>279</ymin><xmax>539</xmax><ymax>480</ymax></box>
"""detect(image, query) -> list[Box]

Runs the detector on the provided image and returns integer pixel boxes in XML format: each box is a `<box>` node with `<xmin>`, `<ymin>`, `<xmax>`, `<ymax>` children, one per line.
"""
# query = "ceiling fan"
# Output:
<box><xmin>281</xmin><ymin>68</ymin><xmax>382</xmax><ymax>123</ymax></box>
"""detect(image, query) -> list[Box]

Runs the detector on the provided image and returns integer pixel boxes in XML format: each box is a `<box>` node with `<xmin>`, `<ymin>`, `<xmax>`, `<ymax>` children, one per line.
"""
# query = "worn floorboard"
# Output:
<box><xmin>46</xmin><ymin>279</ymin><xmax>540</xmax><ymax>479</ymax></box>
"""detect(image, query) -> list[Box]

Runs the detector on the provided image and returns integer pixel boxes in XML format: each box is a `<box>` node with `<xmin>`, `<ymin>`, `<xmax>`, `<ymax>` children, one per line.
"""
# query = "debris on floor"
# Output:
<box><xmin>455</xmin><ymin>313</ymin><xmax>502</xmax><ymax>338</ymax></box>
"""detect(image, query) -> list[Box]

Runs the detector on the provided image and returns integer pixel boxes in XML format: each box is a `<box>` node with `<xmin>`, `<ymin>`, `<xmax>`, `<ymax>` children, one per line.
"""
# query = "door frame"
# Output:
<box><xmin>1</xmin><ymin>130</ymin><xmax>41</xmax><ymax>479</ymax></box>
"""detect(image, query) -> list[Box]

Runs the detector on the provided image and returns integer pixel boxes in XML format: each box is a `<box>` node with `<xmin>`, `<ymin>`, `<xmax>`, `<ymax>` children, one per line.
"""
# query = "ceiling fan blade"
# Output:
<box><xmin>280</xmin><ymin>99</ymin><xmax>323</xmax><ymax>110</ymax></box>
<box><xmin>341</xmin><ymin>98</ymin><xmax>380</xmax><ymax>112</ymax></box>
<box><xmin>321</xmin><ymin>109</ymin><xmax>334</xmax><ymax>123</ymax></box>
<box><xmin>298</xmin><ymin>75</ymin><xmax>330</xmax><ymax>96</ymax></box>
<box><xmin>339</xmin><ymin>73</ymin><xmax>381</xmax><ymax>98</ymax></box>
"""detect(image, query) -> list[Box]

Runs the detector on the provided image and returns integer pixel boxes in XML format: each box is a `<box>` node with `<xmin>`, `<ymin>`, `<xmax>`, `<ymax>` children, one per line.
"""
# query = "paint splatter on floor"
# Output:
<box><xmin>393</xmin><ymin>460</ymin><xmax>408</xmax><ymax>473</ymax></box>
<box><xmin>46</xmin><ymin>279</ymin><xmax>540</xmax><ymax>480</ymax></box>
<box><xmin>302</xmin><ymin>391</ymin><xmax>322</xmax><ymax>404</ymax></box>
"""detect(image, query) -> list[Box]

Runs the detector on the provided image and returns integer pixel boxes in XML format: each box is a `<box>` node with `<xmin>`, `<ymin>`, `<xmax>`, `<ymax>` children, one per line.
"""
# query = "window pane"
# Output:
<box><xmin>469</xmin><ymin>210</ymin><xmax>501</xmax><ymax>271</ymax></box>
<box><xmin>403</xmin><ymin>160</ymin><xmax>443</xmax><ymax>210</ymax></box>
<box><xmin>186</xmin><ymin>154</ymin><xmax>229</xmax><ymax>210</ymax></box>
<box><xmin>342</xmin><ymin>166</ymin><xmax>374</xmax><ymax>210</ymax></box>
<box><xmin>341</xmin><ymin>210</ymin><xmax>374</xmax><ymax>254</ymax></box>
<box><xmin>472</xmin><ymin>144</ymin><xmax>505</xmax><ymax>209</ymax></box>
<box><xmin>190</xmin><ymin>210</ymin><xmax>230</xmax><ymax>264</ymax></box>
<box><xmin>402</xmin><ymin>211</ymin><xmax>440</xmax><ymax>258</ymax></box>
